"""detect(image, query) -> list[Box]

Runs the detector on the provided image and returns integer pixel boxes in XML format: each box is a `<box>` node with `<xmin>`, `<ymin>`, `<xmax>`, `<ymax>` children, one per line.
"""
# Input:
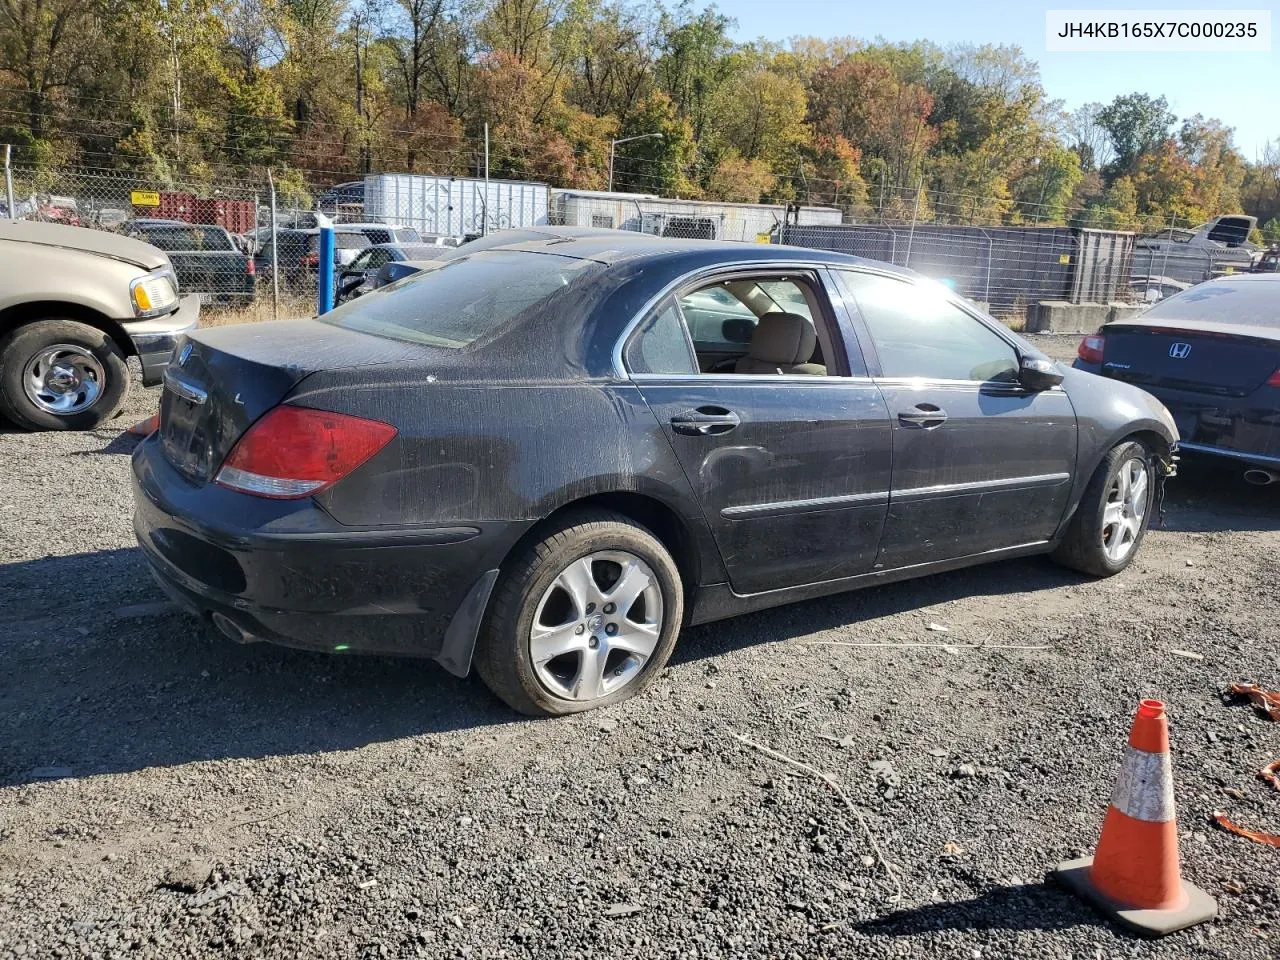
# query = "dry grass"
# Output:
<box><xmin>200</xmin><ymin>295</ymin><xmax>314</xmax><ymax>327</ymax></box>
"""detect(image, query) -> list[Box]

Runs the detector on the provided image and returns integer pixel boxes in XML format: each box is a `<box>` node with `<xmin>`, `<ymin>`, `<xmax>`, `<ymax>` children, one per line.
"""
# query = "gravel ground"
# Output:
<box><xmin>2</xmin><ymin>335</ymin><xmax>1279</xmax><ymax>959</ymax></box>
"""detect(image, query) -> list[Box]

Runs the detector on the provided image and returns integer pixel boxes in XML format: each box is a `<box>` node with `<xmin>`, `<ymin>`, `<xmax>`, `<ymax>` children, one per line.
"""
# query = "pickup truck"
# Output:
<box><xmin>125</xmin><ymin>220</ymin><xmax>256</xmax><ymax>304</ymax></box>
<box><xmin>0</xmin><ymin>220</ymin><xmax>199</xmax><ymax>430</ymax></box>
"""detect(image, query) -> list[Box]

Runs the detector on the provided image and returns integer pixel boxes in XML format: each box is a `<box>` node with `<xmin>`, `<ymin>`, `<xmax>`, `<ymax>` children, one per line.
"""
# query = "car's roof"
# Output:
<box><xmin>453</xmin><ymin>225</ymin><xmax>914</xmax><ymax>276</ymax></box>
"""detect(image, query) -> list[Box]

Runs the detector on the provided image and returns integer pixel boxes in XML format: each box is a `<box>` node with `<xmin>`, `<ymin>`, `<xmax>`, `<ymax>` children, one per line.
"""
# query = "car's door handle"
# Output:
<box><xmin>670</xmin><ymin>406</ymin><xmax>741</xmax><ymax>436</ymax></box>
<box><xmin>898</xmin><ymin>404</ymin><xmax>947</xmax><ymax>428</ymax></box>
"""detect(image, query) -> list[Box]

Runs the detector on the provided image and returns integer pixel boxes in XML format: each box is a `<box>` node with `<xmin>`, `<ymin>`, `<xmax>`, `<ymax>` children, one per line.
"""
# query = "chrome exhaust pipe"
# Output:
<box><xmin>1243</xmin><ymin>468</ymin><xmax>1280</xmax><ymax>486</ymax></box>
<box><xmin>211</xmin><ymin>612</ymin><xmax>263</xmax><ymax>644</ymax></box>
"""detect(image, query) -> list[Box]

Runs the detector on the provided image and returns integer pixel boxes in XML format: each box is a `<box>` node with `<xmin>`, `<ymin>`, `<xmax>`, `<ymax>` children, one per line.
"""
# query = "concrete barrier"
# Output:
<box><xmin>1026</xmin><ymin>301</ymin><xmax>1147</xmax><ymax>334</ymax></box>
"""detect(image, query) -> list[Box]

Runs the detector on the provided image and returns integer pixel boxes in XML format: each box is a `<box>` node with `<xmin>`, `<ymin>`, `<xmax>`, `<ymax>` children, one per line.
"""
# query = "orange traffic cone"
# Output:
<box><xmin>127</xmin><ymin>413</ymin><xmax>160</xmax><ymax>436</ymax></box>
<box><xmin>1053</xmin><ymin>699</ymin><xmax>1217</xmax><ymax>936</ymax></box>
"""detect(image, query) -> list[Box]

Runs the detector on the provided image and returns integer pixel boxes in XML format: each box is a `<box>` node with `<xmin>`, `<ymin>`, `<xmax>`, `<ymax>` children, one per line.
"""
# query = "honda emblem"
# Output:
<box><xmin>1168</xmin><ymin>342</ymin><xmax>1191</xmax><ymax>359</ymax></box>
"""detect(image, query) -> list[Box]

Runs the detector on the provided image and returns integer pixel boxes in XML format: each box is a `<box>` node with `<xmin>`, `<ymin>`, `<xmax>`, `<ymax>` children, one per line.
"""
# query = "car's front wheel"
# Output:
<box><xmin>1052</xmin><ymin>439</ymin><xmax>1155</xmax><ymax>577</ymax></box>
<box><xmin>0</xmin><ymin>319</ymin><xmax>131</xmax><ymax>431</ymax></box>
<box><xmin>474</xmin><ymin>510</ymin><xmax>684</xmax><ymax>716</ymax></box>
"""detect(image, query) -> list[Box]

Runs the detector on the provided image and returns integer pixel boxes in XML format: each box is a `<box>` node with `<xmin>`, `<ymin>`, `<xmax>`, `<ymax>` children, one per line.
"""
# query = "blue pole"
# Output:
<box><xmin>318</xmin><ymin>226</ymin><xmax>335</xmax><ymax>314</ymax></box>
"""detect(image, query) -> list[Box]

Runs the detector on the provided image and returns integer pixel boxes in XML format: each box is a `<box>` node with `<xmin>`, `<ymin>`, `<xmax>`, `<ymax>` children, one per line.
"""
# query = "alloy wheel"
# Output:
<box><xmin>1101</xmin><ymin>457</ymin><xmax>1149</xmax><ymax>563</ymax></box>
<box><xmin>528</xmin><ymin>550</ymin><xmax>664</xmax><ymax>703</ymax></box>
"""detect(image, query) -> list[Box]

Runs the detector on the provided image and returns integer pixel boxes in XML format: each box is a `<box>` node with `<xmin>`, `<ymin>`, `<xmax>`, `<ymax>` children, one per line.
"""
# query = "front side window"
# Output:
<box><xmin>837</xmin><ymin>271</ymin><xmax>1018</xmax><ymax>383</ymax></box>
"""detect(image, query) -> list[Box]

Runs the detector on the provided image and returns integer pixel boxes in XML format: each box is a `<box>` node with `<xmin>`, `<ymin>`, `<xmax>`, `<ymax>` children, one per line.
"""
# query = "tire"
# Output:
<box><xmin>0</xmin><ymin>319</ymin><xmax>130</xmax><ymax>431</ymax></box>
<box><xmin>474</xmin><ymin>509</ymin><xmax>684</xmax><ymax>716</ymax></box>
<box><xmin>1052</xmin><ymin>440</ymin><xmax>1155</xmax><ymax>577</ymax></box>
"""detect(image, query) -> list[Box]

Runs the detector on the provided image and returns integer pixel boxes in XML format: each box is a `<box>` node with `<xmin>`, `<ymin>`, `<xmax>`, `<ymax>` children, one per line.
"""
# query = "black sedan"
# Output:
<box><xmin>133</xmin><ymin>229</ymin><xmax>1178</xmax><ymax>715</ymax></box>
<box><xmin>1074</xmin><ymin>274</ymin><xmax>1279</xmax><ymax>484</ymax></box>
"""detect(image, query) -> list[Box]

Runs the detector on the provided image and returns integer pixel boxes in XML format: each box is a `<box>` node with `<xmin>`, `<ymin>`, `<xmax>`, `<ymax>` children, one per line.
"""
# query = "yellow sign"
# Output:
<box><xmin>1058</xmin><ymin>254</ymin><xmax>1070</xmax><ymax>265</ymax></box>
<box><xmin>755</xmin><ymin>232</ymin><xmax>772</xmax><ymax>244</ymax></box>
<box><xmin>1224</xmin><ymin>266</ymin><xmax>1235</xmax><ymax>275</ymax></box>
<box><xmin>130</xmin><ymin>190</ymin><xmax>161</xmax><ymax>207</ymax></box>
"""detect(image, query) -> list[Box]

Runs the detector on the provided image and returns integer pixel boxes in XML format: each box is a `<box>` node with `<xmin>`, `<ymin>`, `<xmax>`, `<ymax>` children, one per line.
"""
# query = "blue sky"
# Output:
<box><xmin>715</xmin><ymin>0</ymin><xmax>1278</xmax><ymax>159</ymax></box>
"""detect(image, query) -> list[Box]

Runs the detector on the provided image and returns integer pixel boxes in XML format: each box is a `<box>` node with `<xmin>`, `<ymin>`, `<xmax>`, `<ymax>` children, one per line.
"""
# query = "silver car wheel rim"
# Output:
<box><xmin>22</xmin><ymin>344</ymin><xmax>105</xmax><ymax>416</ymax></box>
<box><xmin>529</xmin><ymin>550</ymin><xmax>664</xmax><ymax>703</ymax></box>
<box><xmin>1101</xmin><ymin>457</ymin><xmax>1148</xmax><ymax>563</ymax></box>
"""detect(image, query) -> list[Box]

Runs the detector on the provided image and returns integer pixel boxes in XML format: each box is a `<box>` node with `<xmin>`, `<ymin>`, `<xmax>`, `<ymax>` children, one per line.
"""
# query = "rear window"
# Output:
<box><xmin>394</xmin><ymin>227</ymin><xmax>423</xmax><ymax>243</ymax></box>
<box><xmin>138</xmin><ymin>226</ymin><xmax>234</xmax><ymax>252</ymax></box>
<box><xmin>319</xmin><ymin>250</ymin><xmax>604</xmax><ymax>349</ymax></box>
<box><xmin>1143</xmin><ymin>279</ymin><xmax>1280</xmax><ymax>329</ymax></box>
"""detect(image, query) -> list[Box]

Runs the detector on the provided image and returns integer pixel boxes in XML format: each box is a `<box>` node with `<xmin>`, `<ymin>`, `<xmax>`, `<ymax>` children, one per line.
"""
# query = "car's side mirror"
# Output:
<box><xmin>1019</xmin><ymin>356</ymin><xmax>1065</xmax><ymax>391</ymax></box>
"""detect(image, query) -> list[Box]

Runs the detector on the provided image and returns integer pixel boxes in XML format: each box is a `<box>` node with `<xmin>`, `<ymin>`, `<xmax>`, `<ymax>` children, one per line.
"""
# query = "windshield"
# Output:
<box><xmin>319</xmin><ymin>250</ymin><xmax>604</xmax><ymax>349</ymax></box>
<box><xmin>1142</xmin><ymin>279</ymin><xmax>1279</xmax><ymax>329</ymax></box>
<box><xmin>137</xmin><ymin>225</ymin><xmax>233</xmax><ymax>252</ymax></box>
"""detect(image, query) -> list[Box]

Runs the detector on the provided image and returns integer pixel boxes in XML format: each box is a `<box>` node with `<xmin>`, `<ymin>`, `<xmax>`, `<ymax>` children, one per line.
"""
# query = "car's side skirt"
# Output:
<box><xmin>687</xmin><ymin>540</ymin><xmax>1053</xmax><ymax>626</ymax></box>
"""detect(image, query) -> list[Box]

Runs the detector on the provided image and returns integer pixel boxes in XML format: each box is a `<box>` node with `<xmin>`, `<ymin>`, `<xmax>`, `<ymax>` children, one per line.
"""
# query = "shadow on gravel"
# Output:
<box><xmin>71</xmin><ymin>430</ymin><xmax>146</xmax><ymax>457</ymax></box>
<box><xmin>0</xmin><ymin>549</ymin><xmax>515</xmax><ymax>787</ymax></box>
<box><xmin>672</xmin><ymin>555</ymin><xmax>1089</xmax><ymax>666</ymax></box>
<box><xmin>1160</xmin><ymin>457</ymin><xmax>1280</xmax><ymax>533</ymax></box>
<box><xmin>857</xmin><ymin>881</ymin><xmax>1090</xmax><ymax>936</ymax></box>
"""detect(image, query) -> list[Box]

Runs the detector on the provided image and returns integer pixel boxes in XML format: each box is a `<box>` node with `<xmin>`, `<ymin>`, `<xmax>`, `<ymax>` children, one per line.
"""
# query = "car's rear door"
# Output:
<box><xmin>624</xmin><ymin>267</ymin><xmax>893</xmax><ymax>595</ymax></box>
<box><xmin>832</xmin><ymin>269</ymin><xmax>1077</xmax><ymax>569</ymax></box>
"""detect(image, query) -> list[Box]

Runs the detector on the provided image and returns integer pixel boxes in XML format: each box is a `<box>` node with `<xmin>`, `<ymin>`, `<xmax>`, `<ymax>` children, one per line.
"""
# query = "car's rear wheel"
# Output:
<box><xmin>0</xmin><ymin>319</ymin><xmax>130</xmax><ymax>431</ymax></box>
<box><xmin>474</xmin><ymin>510</ymin><xmax>684</xmax><ymax>716</ymax></box>
<box><xmin>1052</xmin><ymin>439</ymin><xmax>1155</xmax><ymax>577</ymax></box>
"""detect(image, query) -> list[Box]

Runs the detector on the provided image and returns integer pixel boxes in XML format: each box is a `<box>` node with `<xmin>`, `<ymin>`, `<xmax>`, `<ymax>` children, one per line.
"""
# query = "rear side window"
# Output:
<box><xmin>624</xmin><ymin>300</ymin><xmax>697</xmax><ymax>374</ymax></box>
<box><xmin>1142</xmin><ymin>279</ymin><xmax>1279</xmax><ymax>329</ymax></box>
<box><xmin>837</xmin><ymin>270</ymin><xmax>1018</xmax><ymax>382</ymax></box>
<box><xmin>320</xmin><ymin>250</ymin><xmax>604</xmax><ymax>349</ymax></box>
<box><xmin>337</xmin><ymin>231</ymin><xmax>371</xmax><ymax>250</ymax></box>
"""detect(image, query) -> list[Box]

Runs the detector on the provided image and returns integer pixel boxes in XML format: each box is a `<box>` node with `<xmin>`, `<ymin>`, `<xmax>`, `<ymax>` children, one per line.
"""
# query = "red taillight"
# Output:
<box><xmin>1077</xmin><ymin>334</ymin><xmax>1105</xmax><ymax>365</ymax></box>
<box><xmin>215</xmin><ymin>406</ymin><xmax>397</xmax><ymax>499</ymax></box>
<box><xmin>246</xmin><ymin>257</ymin><xmax>256</xmax><ymax>277</ymax></box>
<box><xmin>301</xmin><ymin>252</ymin><xmax>319</xmax><ymax>268</ymax></box>
<box><xmin>1268</xmin><ymin>367</ymin><xmax>1280</xmax><ymax>388</ymax></box>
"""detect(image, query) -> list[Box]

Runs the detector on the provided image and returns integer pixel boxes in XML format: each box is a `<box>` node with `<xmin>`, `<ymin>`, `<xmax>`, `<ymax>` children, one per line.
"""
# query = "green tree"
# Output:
<box><xmin>1096</xmin><ymin>92</ymin><xmax>1175</xmax><ymax>177</ymax></box>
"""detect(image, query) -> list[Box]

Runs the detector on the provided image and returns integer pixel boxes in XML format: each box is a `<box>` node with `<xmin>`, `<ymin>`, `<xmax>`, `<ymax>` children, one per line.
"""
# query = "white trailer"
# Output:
<box><xmin>550</xmin><ymin>190</ymin><xmax>842</xmax><ymax>241</ymax></box>
<box><xmin>363</xmin><ymin>175</ymin><xmax>551</xmax><ymax>237</ymax></box>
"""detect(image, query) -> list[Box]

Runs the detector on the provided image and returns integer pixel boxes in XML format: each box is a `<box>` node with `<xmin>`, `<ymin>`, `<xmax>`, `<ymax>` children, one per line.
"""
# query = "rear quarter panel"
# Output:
<box><xmin>292</xmin><ymin>375</ymin><xmax>728</xmax><ymax>586</ymax></box>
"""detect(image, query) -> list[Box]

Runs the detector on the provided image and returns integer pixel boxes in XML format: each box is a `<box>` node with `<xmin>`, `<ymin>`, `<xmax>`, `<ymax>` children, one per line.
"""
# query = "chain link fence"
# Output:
<box><xmin>1</xmin><ymin>157</ymin><xmax>1262</xmax><ymax>327</ymax></box>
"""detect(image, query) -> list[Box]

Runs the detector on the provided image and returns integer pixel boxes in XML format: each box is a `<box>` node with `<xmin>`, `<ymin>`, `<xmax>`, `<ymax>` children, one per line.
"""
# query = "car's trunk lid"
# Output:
<box><xmin>159</xmin><ymin>319</ymin><xmax>438</xmax><ymax>484</ymax></box>
<box><xmin>1101</xmin><ymin>322</ymin><xmax>1280</xmax><ymax>397</ymax></box>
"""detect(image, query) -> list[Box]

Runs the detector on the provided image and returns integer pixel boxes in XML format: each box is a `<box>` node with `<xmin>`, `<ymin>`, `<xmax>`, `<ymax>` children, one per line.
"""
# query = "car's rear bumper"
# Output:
<box><xmin>124</xmin><ymin>295</ymin><xmax>202</xmax><ymax>386</ymax></box>
<box><xmin>130</xmin><ymin>433</ymin><xmax>532</xmax><ymax>672</ymax></box>
<box><xmin>1073</xmin><ymin>361</ymin><xmax>1279</xmax><ymax>467</ymax></box>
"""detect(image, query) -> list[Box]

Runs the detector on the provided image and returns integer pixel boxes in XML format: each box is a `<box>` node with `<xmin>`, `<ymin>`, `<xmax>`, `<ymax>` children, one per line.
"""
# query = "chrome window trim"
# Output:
<box><xmin>629</xmin><ymin>372</ymin><xmax>878</xmax><ymax>385</ymax></box>
<box><xmin>612</xmin><ymin>258</ymin><xmax>853</xmax><ymax>379</ymax></box>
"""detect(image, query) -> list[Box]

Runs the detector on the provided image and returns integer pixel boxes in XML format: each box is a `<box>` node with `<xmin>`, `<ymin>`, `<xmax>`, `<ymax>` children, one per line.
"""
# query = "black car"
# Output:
<box><xmin>336</xmin><ymin>243</ymin><xmax>452</xmax><ymax>301</ymax></box>
<box><xmin>125</xmin><ymin>220</ymin><xmax>256</xmax><ymax>304</ymax></box>
<box><xmin>1074</xmin><ymin>274</ymin><xmax>1279</xmax><ymax>483</ymax></box>
<box><xmin>252</xmin><ymin>227</ymin><xmax>370</xmax><ymax>292</ymax></box>
<box><xmin>133</xmin><ymin>229</ymin><xmax>1178</xmax><ymax>715</ymax></box>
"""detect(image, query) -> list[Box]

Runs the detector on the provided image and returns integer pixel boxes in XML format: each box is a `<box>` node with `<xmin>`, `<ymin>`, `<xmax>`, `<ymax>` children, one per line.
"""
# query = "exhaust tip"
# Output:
<box><xmin>211</xmin><ymin>612</ymin><xmax>262</xmax><ymax>644</ymax></box>
<box><xmin>1243</xmin><ymin>468</ymin><xmax>1278</xmax><ymax>486</ymax></box>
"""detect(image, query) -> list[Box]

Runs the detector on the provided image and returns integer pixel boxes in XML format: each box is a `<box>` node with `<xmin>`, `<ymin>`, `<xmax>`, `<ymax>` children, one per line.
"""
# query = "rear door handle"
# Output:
<box><xmin>898</xmin><ymin>404</ymin><xmax>947</xmax><ymax>428</ymax></box>
<box><xmin>670</xmin><ymin>406</ymin><xmax>741</xmax><ymax>436</ymax></box>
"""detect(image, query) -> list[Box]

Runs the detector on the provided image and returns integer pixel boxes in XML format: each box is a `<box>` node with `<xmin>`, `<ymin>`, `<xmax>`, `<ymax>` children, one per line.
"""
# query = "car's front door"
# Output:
<box><xmin>625</xmin><ymin>268</ymin><xmax>893</xmax><ymax>594</ymax></box>
<box><xmin>832</xmin><ymin>269</ymin><xmax>1077</xmax><ymax>569</ymax></box>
